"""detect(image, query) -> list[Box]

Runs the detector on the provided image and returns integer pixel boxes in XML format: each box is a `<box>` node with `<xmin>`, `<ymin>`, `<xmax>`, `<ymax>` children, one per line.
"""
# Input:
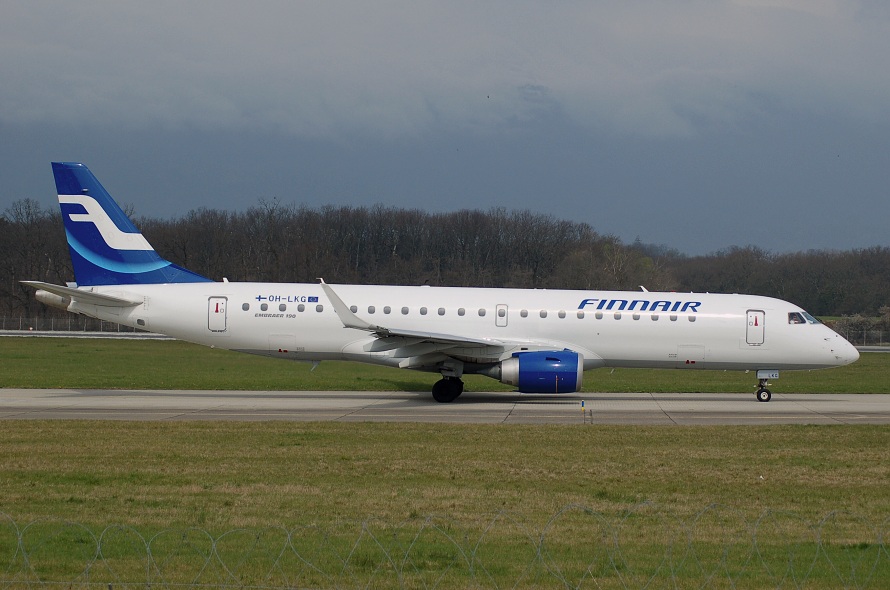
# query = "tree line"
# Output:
<box><xmin>3</xmin><ymin>198</ymin><xmax>889</xmax><ymax>324</ymax></box>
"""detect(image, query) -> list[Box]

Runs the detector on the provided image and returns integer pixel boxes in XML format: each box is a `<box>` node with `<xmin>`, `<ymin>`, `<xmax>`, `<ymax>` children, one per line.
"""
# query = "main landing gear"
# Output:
<box><xmin>755</xmin><ymin>378</ymin><xmax>772</xmax><ymax>403</ymax></box>
<box><xmin>432</xmin><ymin>377</ymin><xmax>464</xmax><ymax>403</ymax></box>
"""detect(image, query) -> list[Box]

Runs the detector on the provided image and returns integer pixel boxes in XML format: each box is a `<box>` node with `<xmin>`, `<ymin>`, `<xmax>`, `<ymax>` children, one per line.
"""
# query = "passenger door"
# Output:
<box><xmin>746</xmin><ymin>310</ymin><xmax>765</xmax><ymax>345</ymax></box>
<box><xmin>208</xmin><ymin>297</ymin><xmax>228</xmax><ymax>332</ymax></box>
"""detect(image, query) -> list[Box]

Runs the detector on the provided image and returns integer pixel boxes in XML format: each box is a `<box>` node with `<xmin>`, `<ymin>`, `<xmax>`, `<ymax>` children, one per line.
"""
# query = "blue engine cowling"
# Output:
<box><xmin>499</xmin><ymin>350</ymin><xmax>584</xmax><ymax>393</ymax></box>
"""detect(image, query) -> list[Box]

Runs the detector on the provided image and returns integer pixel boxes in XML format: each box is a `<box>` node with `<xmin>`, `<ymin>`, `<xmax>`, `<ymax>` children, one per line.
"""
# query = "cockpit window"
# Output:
<box><xmin>802</xmin><ymin>311</ymin><xmax>821</xmax><ymax>324</ymax></box>
<box><xmin>789</xmin><ymin>311</ymin><xmax>820</xmax><ymax>325</ymax></box>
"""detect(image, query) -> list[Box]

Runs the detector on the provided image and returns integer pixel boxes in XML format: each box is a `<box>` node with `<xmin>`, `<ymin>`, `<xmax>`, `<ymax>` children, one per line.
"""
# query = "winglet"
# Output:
<box><xmin>318</xmin><ymin>280</ymin><xmax>388</xmax><ymax>334</ymax></box>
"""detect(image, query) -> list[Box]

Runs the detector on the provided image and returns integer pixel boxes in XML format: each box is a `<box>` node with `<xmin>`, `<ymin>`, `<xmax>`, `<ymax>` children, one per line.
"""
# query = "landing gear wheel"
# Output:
<box><xmin>432</xmin><ymin>378</ymin><xmax>464</xmax><ymax>403</ymax></box>
<box><xmin>754</xmin><ymin>377</ymin><xmax>772</xmax><ymax>402</ymax></box>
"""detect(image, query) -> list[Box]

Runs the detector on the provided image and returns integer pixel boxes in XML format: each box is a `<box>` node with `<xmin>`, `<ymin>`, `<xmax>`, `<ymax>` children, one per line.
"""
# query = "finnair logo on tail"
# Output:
<box><xmin>59</xmin><ymin>195</ymin><xmax>153</xmax><ymax>251</ymax></box>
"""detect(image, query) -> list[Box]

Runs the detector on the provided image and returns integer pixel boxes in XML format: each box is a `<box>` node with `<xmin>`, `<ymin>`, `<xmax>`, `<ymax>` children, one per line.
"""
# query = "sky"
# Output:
<box><xmin>2</xmin><ymin>0</ymin><xmax>889</xmax><ymax>255</ymax></box>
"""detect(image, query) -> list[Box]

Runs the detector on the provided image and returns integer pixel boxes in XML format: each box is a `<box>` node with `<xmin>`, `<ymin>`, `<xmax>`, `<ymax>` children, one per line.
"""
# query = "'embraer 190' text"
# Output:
<box><xmin>578</xmin><ymin>298</ymin><xmax>701</xmax><ymax>312</ymax></box>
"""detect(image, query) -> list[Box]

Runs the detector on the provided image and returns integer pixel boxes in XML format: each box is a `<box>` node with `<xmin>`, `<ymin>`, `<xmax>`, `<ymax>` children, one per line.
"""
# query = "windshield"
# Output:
<box><xmin>789</xmin><ymin>311</ymin><xmax>821</xmax><ymax>325</ymax></box>
<box><xmin>802</xmin><ymin>311</ymin><xmax>821</xmax><ymax>324</ymax></box>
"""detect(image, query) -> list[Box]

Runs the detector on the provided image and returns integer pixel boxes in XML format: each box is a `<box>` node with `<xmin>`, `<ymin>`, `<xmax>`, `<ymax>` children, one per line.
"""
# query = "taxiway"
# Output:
<box><xmin>1</xmin><ymin>389</ymin><xmax>889</xmax><ymax>424</ymax></box>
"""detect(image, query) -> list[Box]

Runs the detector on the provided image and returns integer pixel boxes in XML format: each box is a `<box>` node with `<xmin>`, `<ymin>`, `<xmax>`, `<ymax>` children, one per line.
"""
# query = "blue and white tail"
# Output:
<box><xmin>52</xmin><ymin>162</ymin><xmax>211</xmax><ymax>286</ymax></box>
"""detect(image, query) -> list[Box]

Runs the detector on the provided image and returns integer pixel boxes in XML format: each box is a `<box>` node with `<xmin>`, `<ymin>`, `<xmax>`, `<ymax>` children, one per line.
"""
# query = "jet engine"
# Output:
<box><xmin>497</xmin><ymin>350</ymin><xmax>584</xmax><ymax>393</ymax></box>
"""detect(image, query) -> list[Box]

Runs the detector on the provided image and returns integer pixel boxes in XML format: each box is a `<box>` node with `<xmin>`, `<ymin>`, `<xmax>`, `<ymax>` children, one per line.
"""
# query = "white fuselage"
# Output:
<box><xmin>68</xmin><ymin>282</ymin><xmax>859</xmax><ymax>374</ymax></box>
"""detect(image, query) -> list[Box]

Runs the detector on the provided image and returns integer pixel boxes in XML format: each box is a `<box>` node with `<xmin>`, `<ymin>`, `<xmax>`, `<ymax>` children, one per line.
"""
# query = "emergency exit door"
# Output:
<box><xmin>209</xmin><ymin>297</ymin><xmax>228</xmax><ymax>332</ymax></box>
<box><xmin>746</xmin><ymin>310</ymin><xmax>764</xmax><ymax>345</ymax></box>
<box><xmin>496</xmin><ymin>304</ymin><xmax>508</xmax><ymax>327</ymax></box>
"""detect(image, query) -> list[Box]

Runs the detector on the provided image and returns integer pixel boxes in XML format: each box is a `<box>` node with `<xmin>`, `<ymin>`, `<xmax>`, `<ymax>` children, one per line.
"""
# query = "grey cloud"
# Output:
<box><xmin>3</xmin><ymin>1</ymin><xmax>890</xmax><ymax>138</ymax></box>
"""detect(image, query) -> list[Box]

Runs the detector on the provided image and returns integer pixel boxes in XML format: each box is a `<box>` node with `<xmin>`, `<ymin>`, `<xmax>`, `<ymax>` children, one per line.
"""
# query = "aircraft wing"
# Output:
<box><xmin>21</xmin><ymin>281</ymin><xmax>143</xmax><ymax>307</ymax></box>
<box><xmin>319</xmin><ymin>280</ymin><xmax>546</xmax><ymax>362</ymax></box>
<box><xmin>319</xmin><ymin>280</ymin><xmax>504</xmax><ymax>345</ymax></box>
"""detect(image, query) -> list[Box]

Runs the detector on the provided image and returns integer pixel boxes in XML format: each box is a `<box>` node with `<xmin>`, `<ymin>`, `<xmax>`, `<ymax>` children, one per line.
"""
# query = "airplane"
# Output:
<box><xmin>24</xmin><ymin>162</ymin><xmax>860</xmax><ymax>403</ymax></box>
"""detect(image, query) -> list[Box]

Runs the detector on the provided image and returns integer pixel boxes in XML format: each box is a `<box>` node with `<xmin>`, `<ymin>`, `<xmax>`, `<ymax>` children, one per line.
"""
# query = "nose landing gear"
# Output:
<box><xmin>755</xmin><ymin>377</ymin><xmax>773</xmax><ymax>402</ymax></box>
<box><xmin>755</xmin><ymin>382</ymin><xmax>772</xmax><ymax>402</ymax></box>
<box><xmin>754</xmin><ymin>370</ymin><xmax>778</xmax><ymax>402</ymax></box>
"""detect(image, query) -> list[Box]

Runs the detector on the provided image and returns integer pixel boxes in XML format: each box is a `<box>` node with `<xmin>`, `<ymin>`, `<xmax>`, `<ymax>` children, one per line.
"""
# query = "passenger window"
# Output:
<box><xmin>261</xmin><ymin>303</ymin><xmax>268</xmax><ymax>311</ymax></box>
<box><xmin>349</xmin><ymin>305</ymin><xmax>358</xmax><ymax>313</ymax></box>
<box><xmin>688</xmin><ymin>316</ymin><xmax>695</xmax><ymax>322</ymax></box>
<box><xmin>368</xmin><ymin>305</ymin><xmax>376</xmax><ymax>314</ymax></box>
<box><xmin>384</xmin><ymin>306</ymin><xmax>391</xmax><ymax>314</ymax></box>
<box><xmin>498</xmin><ymin>308</ymin><xmax>506</xmax><ymax>318</ymax></box>
<box><xmin>458</xmin><ymin>308</ymin><xmax>465</xmax><ymax>316</ymax></box>
<box><xmin>279</xmin><ymin>304</ymin><xmax>286</xmax><ymax>312</ymax></box>
<box><xmin>577</xmin><ymin>310</ymin><xmax>584</xmax><ymax>319</ymax></box>
<box><xmin>298</xmin><ymin>304</ymin><xmax>305</xmax><ymax>312</ymax></box>
<box><xmin>401</xmin><ymin>307</ymin><xmax>409</xmax><ymax>315</ymax></box>
<box><xmin>316</xmin><ymin>304</ymin><xmax>324</xmax><ymax>312</ymax></box>
<box><xmin>478</xmin><ymin>308</ymin><xmax>486</xmax><ymax>317</ymax></box>
<box><xmin>651</xmin><ymin>314</ymin><xmax>659</xmax><ymax>321</ymax></box>
<box><xmin>242</xmin><ymin>303</ymin><xmax>250</xmax><ymax>311</ymax></box>
<box><xmin>438</xmin><ymin>307</ymin><xmax>445</xmax><ymax>316</ymax></box>
<box><xmin>670</xmin><ymin>315</ymin><xmax>677</xmax><ymax>321</ymax></box>
<box><xmin>614</xmin><ymin>312</ymin><xmax>622</xmax><ymax>320</ymax></box>
<box><xmin>520</xmin><ymin>309</ymin><xmax>528</xmax><ymax>318</ymax></box>
<box><xmin>595</xmin><ymin>311</ymin><xmax>603</xmax><ymax>320</ymax></box>
<box><xmin>420</xmin><ymin>307</ymin><xmax>428</xmax><ymax>315</ymax></box>
<box><xmin>633</xmin><ymin>313</ymin><xmax>640</xmax><ymax>320</ymax></box>
<box><xmin>540</xmin><ymin>310</ymin><xmax>548</xmax><ymax>318</ymax></box>
<box><xmin>558</xmin><ymin>310</ymin><xmax>566</xmax><ymax>319</ymax></box>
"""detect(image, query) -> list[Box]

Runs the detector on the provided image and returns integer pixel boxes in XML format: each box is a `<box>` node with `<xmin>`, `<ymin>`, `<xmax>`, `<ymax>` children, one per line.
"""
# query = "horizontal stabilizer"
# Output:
<box><xmin>21</xmin><ymin>281</ymin><xmax>143</xmax><ymax>307</ymax></box>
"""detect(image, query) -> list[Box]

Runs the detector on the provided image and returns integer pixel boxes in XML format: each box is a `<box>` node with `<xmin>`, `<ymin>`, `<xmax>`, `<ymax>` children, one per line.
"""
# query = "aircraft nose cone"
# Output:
<box><xmin>846</xmin><ymin>342</ymin><xmax>861</xmax><ymax>365</ymax></box>
<box><xmin>831</xmin><ymin>334</ymin><xmax>860</xmax><ymax>366</ymax></box>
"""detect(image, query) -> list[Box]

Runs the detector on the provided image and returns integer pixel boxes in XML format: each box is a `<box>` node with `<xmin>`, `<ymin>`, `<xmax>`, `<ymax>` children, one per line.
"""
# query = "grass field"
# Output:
<box><xmin>1</xmin><ymin>422</ymin><xmax>888</xmax><ymax>587</ymax></box>
<box><xmin>1</xmin><ymin>336</ymin><xmax>888</xmax><ymax>393</ymax></box>
<box><xmin>1</xmin><ymin>337</ymin><xmax>889</xmax><ymax>587</ymax></box>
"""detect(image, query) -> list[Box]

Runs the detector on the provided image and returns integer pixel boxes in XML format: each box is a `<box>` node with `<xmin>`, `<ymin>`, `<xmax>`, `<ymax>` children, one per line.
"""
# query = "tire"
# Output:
<box><xmin>756</xmin><ymin>388</ymin><xmax>772</xmax><ymax>402</ymax></box>
<box><xmin>432</xmin><ymin>378</ymin><xmax>463</xmax><ymax>403</ymax></box>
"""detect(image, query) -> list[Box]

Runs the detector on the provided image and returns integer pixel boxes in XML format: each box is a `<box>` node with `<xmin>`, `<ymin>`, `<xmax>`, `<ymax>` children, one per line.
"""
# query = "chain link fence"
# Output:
<box><xmin>0</xmin><ymin>317</ymin><xmax>141</xmax><ymax>334</ymax></box>
<box><xmin>2</xmin><ymin>505</ymin><xmax>888</xmax><ymax>589</ymax></box>
<box><xmin>834</xmin><ymin>329</ymin><xmax>888</xmax><ymax>347</ymax></box>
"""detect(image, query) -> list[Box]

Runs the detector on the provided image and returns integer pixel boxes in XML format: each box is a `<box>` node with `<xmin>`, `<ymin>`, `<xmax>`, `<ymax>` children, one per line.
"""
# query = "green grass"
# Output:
<box><xmin>1</xmin><ymin>336</ymin><xmax>888</xmax><ymax>393</ymax></box>
<box><xmin>0</xmin><ymin>422</ymin><xmax>888</xmax><ymax>587</ymax></box>
<box><xmin>3</xmin><ymin>422</ymin><xmax>886</xmax><ymax>526</ymax></box>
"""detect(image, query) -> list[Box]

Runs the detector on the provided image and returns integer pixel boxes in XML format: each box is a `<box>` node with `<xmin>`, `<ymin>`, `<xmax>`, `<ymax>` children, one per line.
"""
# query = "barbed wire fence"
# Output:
<box><xmin>2</xmin><ymin>504</ymin><xmax>888</xmax><ymax>589</ymax></box>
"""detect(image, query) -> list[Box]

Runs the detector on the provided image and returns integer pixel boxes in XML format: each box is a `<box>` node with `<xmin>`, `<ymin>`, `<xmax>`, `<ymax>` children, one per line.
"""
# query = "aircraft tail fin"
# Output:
<box><xmin>52</xmin><ymin>162</ymin><xmax>211</xmax><ymax>286</ymax></box>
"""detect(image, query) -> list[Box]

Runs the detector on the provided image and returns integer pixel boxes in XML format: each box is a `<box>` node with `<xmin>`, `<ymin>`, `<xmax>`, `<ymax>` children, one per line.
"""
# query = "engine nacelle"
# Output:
<box><xmin>499</xmin><ymin>350</ymin><xmax>584</xmax><ymax>394</ymax></box>
<box><xmin>35</xmin><ymin>289</ymin><xmax>72</xmax><ymax>312</ymax></box>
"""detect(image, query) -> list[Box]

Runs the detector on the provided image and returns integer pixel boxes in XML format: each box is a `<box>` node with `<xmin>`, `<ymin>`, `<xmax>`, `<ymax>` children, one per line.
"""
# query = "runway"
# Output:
<box><xmin>1</xmin><ymin>389</ymin><xmax>889</xmax><ymax>424</ymax></box>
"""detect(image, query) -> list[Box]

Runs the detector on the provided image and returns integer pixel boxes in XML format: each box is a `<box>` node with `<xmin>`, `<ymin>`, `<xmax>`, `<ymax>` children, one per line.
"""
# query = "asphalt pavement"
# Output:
<box><xmin>1</xmin><ymin>389</ymin><xmax>888</xmax><ymax>424</ymax></box>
